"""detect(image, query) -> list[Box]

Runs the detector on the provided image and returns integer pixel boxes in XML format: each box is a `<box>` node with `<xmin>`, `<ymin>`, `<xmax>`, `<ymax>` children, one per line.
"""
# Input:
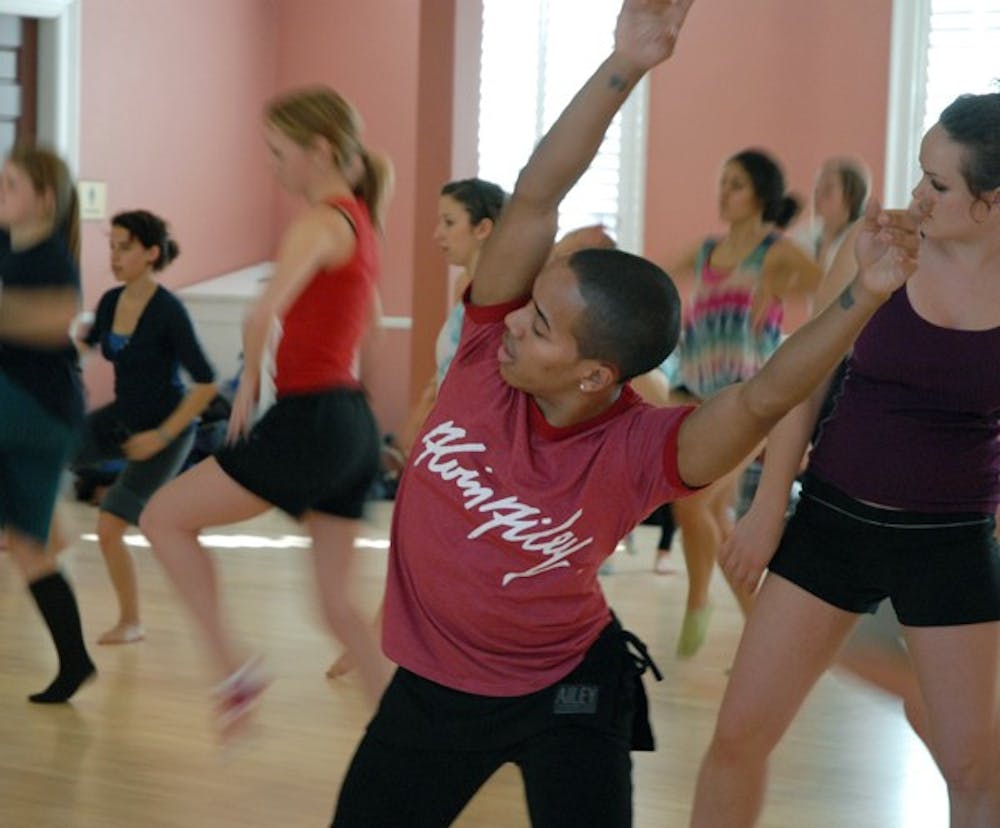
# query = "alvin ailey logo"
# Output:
<box><xmin>413</xmin><ymin>420</ymin><xmax>594</xmax><ymax>585</ymax></box>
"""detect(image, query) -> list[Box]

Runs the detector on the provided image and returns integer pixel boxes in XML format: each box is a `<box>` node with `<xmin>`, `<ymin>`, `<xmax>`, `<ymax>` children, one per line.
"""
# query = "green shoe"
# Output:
<box><xmin>676</xmin><ymin>605</ymin><xmax>713</xmax><ymax>659</ymax></box>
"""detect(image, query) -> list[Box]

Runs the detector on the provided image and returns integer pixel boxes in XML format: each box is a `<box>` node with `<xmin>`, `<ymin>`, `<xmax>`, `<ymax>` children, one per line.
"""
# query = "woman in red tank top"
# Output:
<box><xmin>140</xmin><ymin>86</ymin><xmax>394</xmax><ymax>741</ymax></box>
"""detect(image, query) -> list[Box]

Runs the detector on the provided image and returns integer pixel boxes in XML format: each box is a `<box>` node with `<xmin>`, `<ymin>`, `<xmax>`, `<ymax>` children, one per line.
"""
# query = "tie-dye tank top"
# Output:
<box><xmin>673</xmin><ymin>233</ymin><xmax>782</xmax><ymax>399</ymax></box>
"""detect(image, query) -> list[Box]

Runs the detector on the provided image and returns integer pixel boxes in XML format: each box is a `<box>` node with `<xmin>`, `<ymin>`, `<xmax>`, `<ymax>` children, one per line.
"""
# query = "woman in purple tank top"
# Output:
<box><xmin>692</xmin><ymin>91</ymin><xmax>1000</xmax><ymax>827</ymax></box>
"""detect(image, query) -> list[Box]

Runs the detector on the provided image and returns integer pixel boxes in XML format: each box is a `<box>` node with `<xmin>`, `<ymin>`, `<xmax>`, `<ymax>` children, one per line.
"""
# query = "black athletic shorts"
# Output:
<box><xmin>769</xmin><ymin>473</ymin><xmax>1000</xmax><ymax>626</ymax></box>
<box><xmin>216</xmin><ymin>388</ymin><xmax>379</xmax><ymax>520</ymax></box>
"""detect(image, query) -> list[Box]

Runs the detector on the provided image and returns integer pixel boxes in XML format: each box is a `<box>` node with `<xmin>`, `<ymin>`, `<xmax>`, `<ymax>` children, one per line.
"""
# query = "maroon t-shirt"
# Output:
<box><xmin>383</xmin><ymin>295</ymin><xmax>696</xmax><ymax>696</ymax></box>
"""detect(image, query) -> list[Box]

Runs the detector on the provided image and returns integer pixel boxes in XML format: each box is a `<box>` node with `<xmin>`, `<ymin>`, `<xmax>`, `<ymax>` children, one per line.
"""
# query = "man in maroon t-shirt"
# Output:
<box><xmin>332</xmin><ymin>1</ymin><xmax>920</xmax><ymax>825</ymax></box>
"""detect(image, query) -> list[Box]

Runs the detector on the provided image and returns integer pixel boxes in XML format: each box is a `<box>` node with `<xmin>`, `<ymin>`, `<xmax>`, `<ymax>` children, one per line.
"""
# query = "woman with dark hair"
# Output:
<box><xmin>390</xmin><ymin>178</ymin><xmax>508</xmax><ymax>459</ymax></box>
<box><xmin>0</xmin><ymin>143</ymin><xmax>95</xmax><ymax>703</ymax></box>
<box><xmin>692</xmin><ymin>91</ymin><xmax>1000</xmax><ymax>826</ymax></box>
<box><xmin>73</xmin><ymin>210</ymin><xmax>217</xmax><ymax>645</ymax></box>
<box><xmin>666</xmin><ymin>148</ymin><xmax>822</xmax><ymax>657</ymax></box>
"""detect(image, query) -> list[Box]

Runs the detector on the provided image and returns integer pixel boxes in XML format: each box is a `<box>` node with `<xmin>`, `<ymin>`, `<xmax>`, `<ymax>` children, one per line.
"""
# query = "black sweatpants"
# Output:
<box><xmin>331</xmin><ymin>619</ymin><xmax>655</xmax><ymax>827</ymax></box>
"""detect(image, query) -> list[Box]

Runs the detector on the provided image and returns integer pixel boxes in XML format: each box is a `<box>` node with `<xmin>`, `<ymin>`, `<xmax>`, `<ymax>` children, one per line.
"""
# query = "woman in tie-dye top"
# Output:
<box><xmin>666</xmin><ymin>148</ymin><xmax>820</xmax><ymax>660</ymax></box>
<box><xmin>677</xmin><ymin>231</ymin><xmax>784</xmax><ymax>398</ymax></box>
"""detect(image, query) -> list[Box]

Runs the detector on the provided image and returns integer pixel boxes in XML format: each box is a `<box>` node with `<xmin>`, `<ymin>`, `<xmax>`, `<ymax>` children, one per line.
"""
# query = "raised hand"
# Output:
<box><xmin>614</xmin><ymin>0</ymin><xmax>696</xmax><ymax>71</ymax></box>
<box><xmin>853</xmin><ymin>198</ymin><xmax>922</xmax><ymax>299</ymax></box>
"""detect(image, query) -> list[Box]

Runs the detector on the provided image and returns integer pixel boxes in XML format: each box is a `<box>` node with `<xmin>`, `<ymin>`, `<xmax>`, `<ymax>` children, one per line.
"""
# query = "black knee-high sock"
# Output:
<box><xmin>27</xmin><ymin>571</ymin><xmax>96</xmax><ymax>703</ymax></box>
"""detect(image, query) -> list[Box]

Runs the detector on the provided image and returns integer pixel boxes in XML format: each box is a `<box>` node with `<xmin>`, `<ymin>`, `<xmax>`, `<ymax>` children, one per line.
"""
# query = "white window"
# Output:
<box><xmin>476</xmin><ymin>0</ymin><xmax>648</xmax><ymax>254</ymax></box>
<box><xmin>884</xmin><ymin>0</ymin><xmax>1000</xmax><ymax>206</ymax></box>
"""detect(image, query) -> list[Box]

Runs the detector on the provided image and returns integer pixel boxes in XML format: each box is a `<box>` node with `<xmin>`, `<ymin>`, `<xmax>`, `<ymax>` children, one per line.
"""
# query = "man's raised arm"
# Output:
<box><xmin>472</xmin><ymin>0</ymin><xmax>695</xmax><ymax>307</ymax></box>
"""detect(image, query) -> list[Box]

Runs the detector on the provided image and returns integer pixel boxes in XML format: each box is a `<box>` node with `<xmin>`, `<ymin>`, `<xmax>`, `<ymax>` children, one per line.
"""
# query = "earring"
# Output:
<box><xmin>578</xmin><ymin>382</ymin><xmax>586</xmax><ymax>392</ymax></box>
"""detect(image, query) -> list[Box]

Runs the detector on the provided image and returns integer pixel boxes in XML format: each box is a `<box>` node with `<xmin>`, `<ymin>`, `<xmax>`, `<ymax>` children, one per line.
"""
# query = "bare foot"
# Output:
<box><xmin>326</xmin><ymin>652</ymin><xmax>354</xmax><ymax>678</ymax></box>
<box><xmin>98</xmin><ymin>623</ymin><xmax>145</xmax><ymax>645</ymax></box>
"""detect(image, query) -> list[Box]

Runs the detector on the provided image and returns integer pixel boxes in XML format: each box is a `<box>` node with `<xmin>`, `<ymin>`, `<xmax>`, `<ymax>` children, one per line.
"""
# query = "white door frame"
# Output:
<box><xmin>0</xmin><ymin>0</ymin><xmax>80</xmax><ymax>172</ymax></box>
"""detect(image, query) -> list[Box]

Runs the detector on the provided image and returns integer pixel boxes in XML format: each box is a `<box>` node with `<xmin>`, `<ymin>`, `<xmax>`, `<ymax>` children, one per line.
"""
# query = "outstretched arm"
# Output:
<box><xmin>472</xmin><ymin>0</ymin><xmax>695</xmax><ymax>307</ymax></box>
<box><xmin>677</xmin><ymin>200</ymin><xmax>920</xmax><ymax>488</ymax></box>
<box><xmin>0</xmin><ymin>287</ymin><xmax>79</xmax><ymax>347</ymax></box>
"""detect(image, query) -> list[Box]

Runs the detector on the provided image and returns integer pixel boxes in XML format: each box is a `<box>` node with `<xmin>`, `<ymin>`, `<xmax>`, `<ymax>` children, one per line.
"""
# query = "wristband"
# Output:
<box><xmin>157</xmin><ymin>428</ymin><xmax>172</xmax><ymax>444</ymax></box>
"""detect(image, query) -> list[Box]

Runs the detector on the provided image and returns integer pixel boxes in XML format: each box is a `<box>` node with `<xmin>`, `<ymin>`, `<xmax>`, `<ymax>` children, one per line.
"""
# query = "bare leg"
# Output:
<box><xmin>674</xmin><ymin>485</ymin><xmax>721</xmax><ymax>612</ymax></box>
<box><xmin>673</xmin><ymin>464</ymin><xmax>745</xmax><ymax>657</ymax></box>
<box><xmin>905</xmin><ymin>622</ymin><xmax>1000</xmax><ymax>826</ymax></box>
<box><xmin>139</xmin><ymin>458</ymin><xmax>271</xmax><ymax>680</ymax></box>
<box><xmin>690</xmin><ymin>574</ymin><xmax>858</xmax><ymax>827</ymax></box>
<box><xmin>327</xmin><ymin>600</ymin><xmax>384</xmax><ymax>678</ymax></box>
<box><xmin>834</xmin><ymin>606</ymin><xmax>931</xmax><ymax>746</ymax></box>
<box><xmin>306</xmin><ymin>512</ymin><xmax>391</xmax><ymax>706</ymax></box>
<box><xmin>95</xmin><ymin>511</ymin><xmax>144</xmax><ymax>644</ymax></box>
<box><xmin>8</xmin><ymin>528</ymin><xmax>61</xmax><ymax>582</ymax></box>
<box><xmin>709</xmin><ymin>474</ymin><xmax>756</xmax><ymax>617</ymax></box>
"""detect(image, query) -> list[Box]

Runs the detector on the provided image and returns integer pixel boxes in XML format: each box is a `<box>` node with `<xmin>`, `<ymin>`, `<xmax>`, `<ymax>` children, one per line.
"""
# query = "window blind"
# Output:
<box><xmin>923</xmin><ymin>0</ymin><xmax>1000</xmax><ymax>129</ymax></box>
<box><xmin>477</xmin><ymin>0</ymin><xmax>647</xmax><ymax>253</ymax></box>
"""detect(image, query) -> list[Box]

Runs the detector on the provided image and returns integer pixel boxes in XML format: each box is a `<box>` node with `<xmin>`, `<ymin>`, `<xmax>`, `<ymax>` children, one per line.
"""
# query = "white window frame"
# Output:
<box><xmin>0</xmin><ymin>0</ymin><xmax>80</xmax><ymax>172</ymax></box>
<box><xmin>885</xmin><ymin>0</ymin><xmax>1000</xmax><ymax>207</ymax></box>
<box><xmin>884</xmin><ymin>0</ymin><xmax>931</xmax><ymax>208</ymax></box>
<box><xmin>473</xmin><ymin>0</ymin><xmax>648</xmax><ymax>255</ymax></box>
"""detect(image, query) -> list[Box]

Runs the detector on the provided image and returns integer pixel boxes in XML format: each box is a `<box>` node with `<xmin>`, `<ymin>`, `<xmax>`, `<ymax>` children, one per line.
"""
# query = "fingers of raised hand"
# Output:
<box><xmin>872</xmin><ymin>216</ymin><xmax>920</xmax><ymax>269</ymax></box>
<box><xmin>618</xmin><ymin>0</ymin><xmax>695</xmax><ymax>59</ymax></box>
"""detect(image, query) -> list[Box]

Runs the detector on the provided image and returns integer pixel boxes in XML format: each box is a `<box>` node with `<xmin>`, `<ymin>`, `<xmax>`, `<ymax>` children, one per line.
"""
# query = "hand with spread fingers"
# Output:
<box><xmin>614</xmin><ymin>0</ymin><xmax>696</xmax><ymax>72</ymax></box>
<box><xmin>853</xmin><ymin>199</ymin><xmax>922</xmax><ymax>300</ymax></box>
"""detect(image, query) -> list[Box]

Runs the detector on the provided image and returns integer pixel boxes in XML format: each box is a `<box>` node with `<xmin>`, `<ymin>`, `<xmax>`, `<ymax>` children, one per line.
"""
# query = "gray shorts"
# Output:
<box><xmin>74</xmin><ymin>404</ymin><xmax>195</xmax><ymax>525</ymax></box>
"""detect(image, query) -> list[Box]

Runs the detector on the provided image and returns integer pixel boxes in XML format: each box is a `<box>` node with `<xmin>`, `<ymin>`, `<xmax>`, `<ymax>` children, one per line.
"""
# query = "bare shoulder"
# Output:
<box><xmin>286</xmin><ymin>202</ymin><xmax>357</xmax><ymax>259</ymax></box>
<box><xmin>665</xmin><ymin>243</ymin><xmax>701</xmax><ymax>278</ymax></box>
<box><xmin>764</xmin><ymin>236</ymin><xmax>822</xmax><ymax>292</ymax></box>
<box><xmin>766</xmin><ymin>236</ymin><xmax>811</xmax><ymax>265</ymax></box>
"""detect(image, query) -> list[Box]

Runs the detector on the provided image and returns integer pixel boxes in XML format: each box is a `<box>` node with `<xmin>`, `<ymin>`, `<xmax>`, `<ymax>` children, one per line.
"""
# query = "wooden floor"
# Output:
<box><xmin>1</xmin><ymin>498</ymin><xmax>947</xmax><ymax>827</ymax></box>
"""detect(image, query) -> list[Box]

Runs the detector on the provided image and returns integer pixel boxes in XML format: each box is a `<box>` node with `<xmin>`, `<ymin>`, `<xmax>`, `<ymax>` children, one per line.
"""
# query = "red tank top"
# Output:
<box><xmin>274</xmin><ymin>196</ymin><xmax>378</xmax><ymax>396</ymax></box>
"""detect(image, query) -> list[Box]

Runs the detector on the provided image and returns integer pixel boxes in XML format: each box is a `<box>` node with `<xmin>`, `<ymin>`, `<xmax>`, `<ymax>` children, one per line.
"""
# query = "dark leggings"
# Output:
<box><xmin>332</xmin><ymin>620</ymin><xmax>647</xmax><ymax>827</ymax></box>
<box><xmin>332</xmin><ymin>725</ymin><xmax>631</xmax><ymax>827</ymax></box>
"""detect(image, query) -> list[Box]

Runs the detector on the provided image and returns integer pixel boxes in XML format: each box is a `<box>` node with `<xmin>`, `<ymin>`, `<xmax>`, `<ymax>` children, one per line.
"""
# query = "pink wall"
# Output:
<box><xmin>645</xmin><ymin>0</ymin><xmax>893</xmax><ymax>326</ymax></box>
<box><xmin>74</xmin><ymin>0</ymin><xmax>894</xmax><ymax>431</ymax></box>
<box><xmin>273</xmin><ymin>0</ymin><xmax>454</xmax><ymax>438</ymax></box>
<box><xmin>78</xmin><ymin>0</ymin><xmax>279</xmax><ymax>404</ymax></box>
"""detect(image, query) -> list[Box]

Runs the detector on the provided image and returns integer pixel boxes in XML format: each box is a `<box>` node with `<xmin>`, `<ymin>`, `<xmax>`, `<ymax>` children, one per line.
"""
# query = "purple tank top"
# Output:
<box><xmin>809</xmin><ymin>286</ymin><xmax>1000</xmax><ymax>512</ymax></box>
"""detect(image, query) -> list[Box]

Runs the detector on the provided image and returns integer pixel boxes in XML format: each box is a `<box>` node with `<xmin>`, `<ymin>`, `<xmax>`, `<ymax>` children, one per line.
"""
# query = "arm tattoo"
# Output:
<box><xmin>838</xmin><ymin>286</ymin><xmax>855</xmax><ymax>310</ymax></box>
<box><xmin>608</xmin><ymin>73</ymin><xmax>629</xmax><ymax>93</ymax></box>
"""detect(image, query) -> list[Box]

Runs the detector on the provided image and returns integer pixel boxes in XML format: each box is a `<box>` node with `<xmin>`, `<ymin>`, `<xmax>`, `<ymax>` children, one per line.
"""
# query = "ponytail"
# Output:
<box><xmin>356</xmin><ymin>147</ymin><xmax>394</xmax><ymax>233</ymax></box>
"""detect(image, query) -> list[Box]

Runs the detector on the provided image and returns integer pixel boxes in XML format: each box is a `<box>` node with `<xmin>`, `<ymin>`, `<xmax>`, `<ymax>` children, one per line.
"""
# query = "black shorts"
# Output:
<box><xmin>331</xmin><ymin>618</ymin><xmax>661</xmax><ymax>828</ymax></box>
<box><xmin>769</xmin><ymin>473</ymin><xmax>1000</xmax><ymax>626</ymax></box>
<box><xmin>216</xmin><ymin>388</ymin><xmax>379</xmax><ymax>520</ymax></box>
